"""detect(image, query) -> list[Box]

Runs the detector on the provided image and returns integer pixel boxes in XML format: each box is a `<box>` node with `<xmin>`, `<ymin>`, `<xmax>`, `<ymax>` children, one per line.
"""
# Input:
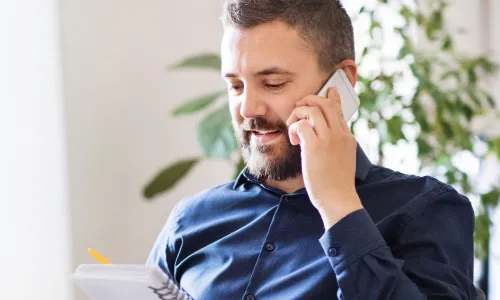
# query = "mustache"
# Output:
<box><xmin>239</xmin><ymin>117</ymin><xmax>288</xmax><ymax>132</ymax></box>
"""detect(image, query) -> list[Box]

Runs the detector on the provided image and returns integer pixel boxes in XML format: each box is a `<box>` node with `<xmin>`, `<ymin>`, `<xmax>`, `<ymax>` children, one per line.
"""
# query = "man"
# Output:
<box><xmin>147</xmin><ymin>0</ymin><xmax>478</xmax><ymax>299</ymax></box>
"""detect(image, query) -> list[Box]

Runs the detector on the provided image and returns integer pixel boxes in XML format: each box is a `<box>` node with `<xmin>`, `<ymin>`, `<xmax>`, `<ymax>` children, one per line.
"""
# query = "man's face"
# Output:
<box><xmin>221</xmin><ymin>21</ymin><xmax>328</xmax><ymax>181</ymax></box>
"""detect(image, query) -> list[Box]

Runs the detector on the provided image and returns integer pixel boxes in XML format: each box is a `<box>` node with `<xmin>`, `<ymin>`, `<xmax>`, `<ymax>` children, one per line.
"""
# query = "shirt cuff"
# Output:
<box><xmin>319</xmin><ymin>208</ymin><xmax>386</xmax><ymax>270</ymax></box>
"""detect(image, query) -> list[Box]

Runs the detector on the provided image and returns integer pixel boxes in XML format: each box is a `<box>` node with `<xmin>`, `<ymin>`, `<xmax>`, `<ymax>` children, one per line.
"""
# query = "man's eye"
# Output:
<box><xmin>228</xmin><ymin>85</ymin><xmax>243</xmax><ymax>91</ymax></box>
<box><xmin>266</xmin><ymin>83</ymin><xmax>286</xmax><ymax>90</ymax></box>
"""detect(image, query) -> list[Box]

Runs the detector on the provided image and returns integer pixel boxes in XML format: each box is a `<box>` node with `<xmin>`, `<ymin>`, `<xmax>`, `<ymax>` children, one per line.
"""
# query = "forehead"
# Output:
<box><xmin>221</xmin><ymin>21</ymin><xmax>315</xmax><ymax>75</ymax></box>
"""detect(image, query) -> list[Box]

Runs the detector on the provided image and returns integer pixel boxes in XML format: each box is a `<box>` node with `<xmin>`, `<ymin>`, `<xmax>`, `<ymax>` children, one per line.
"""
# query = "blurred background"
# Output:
<box><xmin>1</xmin><ymin>0</ymin><xmax>499</xmax><ymax>299</ymax></box>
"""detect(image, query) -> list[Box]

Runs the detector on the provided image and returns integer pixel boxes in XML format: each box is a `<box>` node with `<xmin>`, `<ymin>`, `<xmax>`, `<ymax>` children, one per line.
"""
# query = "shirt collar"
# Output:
<box><xmin>233</xmin><ymin>142</ymin><xmax>373</xmax><ymax>190</ymax></box>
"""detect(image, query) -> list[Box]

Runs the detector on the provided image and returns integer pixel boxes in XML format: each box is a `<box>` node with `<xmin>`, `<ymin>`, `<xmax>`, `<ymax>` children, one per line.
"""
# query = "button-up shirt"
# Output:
<box><xmin>147</xmin><ymin>145</ymin><xmax>478</xmax><ymax>299</ymax></box>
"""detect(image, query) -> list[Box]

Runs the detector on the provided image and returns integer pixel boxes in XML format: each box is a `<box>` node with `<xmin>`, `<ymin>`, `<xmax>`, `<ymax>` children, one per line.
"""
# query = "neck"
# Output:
<box><xmin>264</xmin><ymin>174</ymin><xmax>305</xmax><ymax>194</ymax></box>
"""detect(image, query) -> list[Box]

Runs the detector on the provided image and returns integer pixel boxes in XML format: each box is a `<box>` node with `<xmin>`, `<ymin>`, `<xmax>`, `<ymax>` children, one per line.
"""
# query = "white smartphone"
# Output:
<box><xmin>316</xmin><ymin>69</ymin><xmax>360</xmax><ymax>122</ymax></box>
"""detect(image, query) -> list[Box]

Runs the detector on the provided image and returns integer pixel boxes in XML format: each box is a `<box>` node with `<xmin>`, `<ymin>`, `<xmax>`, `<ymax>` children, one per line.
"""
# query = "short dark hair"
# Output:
<box><xmin>221</xmin><ymin>0</ymin><xmax>355</xmax><ymax>72</ymax></box>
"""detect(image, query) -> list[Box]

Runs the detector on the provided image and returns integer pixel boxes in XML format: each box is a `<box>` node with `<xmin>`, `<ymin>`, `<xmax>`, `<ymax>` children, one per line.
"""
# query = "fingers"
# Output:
<box><xmin>286</xmin><ymin>106</ymin><xmax>329</xmax><ymax>138</ymax></box>
<box><xmin>295</xmin><ymin>87</ymin><xmax>339</xmax><ymax>129</ymax></box>
<box><xmin>288</xmin><ymin>119</ymin><xmax>317</xmax><ymax>146</ymax></box>
<box><xmin>327</xmin><ymin>88</ymin><xmax>351</xmax><ymax>132</ymax></box>
<box><xmin>295</xmin><ymin>87</ymin><xmax>350</xmax><ymax>134</ymax></box>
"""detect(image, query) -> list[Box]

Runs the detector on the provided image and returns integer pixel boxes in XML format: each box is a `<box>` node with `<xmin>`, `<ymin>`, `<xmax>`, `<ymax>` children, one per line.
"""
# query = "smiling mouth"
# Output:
<box><xmin>249</xmin><ymin>130</ymin><xmax>280</xmax><ymax>135</ymax></box>
<box><xmin>247</xmin><ymin>130</ymin><xmax>282</xmax><ymax>146</ymax></box>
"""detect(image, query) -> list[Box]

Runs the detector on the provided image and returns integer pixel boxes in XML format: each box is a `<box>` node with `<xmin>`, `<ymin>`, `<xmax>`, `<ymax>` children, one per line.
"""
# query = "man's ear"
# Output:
<box><xmin>336</xmin><ymin>60</ymin><xmax>357</xmax><ymax>87</ymax></box>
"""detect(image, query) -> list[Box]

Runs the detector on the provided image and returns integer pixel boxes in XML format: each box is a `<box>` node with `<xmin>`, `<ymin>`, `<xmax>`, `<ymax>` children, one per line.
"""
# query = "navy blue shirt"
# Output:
<box><xmin>147</xmin><ymin>144</ymin><xmax>477</xmax><ymax>299</ymax></box>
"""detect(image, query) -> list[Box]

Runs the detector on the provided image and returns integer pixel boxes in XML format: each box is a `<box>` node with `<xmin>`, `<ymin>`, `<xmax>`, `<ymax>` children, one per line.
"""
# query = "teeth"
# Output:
<box><xmin>256</xmin><ymin>130</ymin><xmax>277</xmax><ymax>134</ymax></box>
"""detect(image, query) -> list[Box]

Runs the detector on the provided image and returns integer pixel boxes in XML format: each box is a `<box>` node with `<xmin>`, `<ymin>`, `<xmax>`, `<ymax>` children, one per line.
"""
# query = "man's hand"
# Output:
<box><xmin>286</xmin><ymin>87</ymin><xmax>363</xmax><ymax>230</ymax></box>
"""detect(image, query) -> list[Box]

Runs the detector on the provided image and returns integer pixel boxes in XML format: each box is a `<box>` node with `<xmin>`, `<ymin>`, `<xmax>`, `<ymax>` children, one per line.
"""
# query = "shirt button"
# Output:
<box><xmin>328</xmin><ymin>247</ymin><xmax>338</xmax><ymax>256</ymax></box>
<box><xmin>246</xmin><ymin>294</ymin><xmax>256</xmax><ymax>300</ymax></box>
<box><xmin>284</xmin><ymin>196</ymin><xmax>292</xmax><ymax>203</ymax></box>
<box><xmin>265</xmin><ymin>242</ymin><xmax>275</xmax><ymax>251</ymax></box>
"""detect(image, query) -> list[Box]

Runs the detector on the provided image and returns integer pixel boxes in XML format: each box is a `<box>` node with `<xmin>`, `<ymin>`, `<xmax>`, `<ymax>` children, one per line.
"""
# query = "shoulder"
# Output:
<box><xmin>363</xmin><ymin>166</ymin><xmax>475</xmax><ymax>246</ymax></box>
<box><xmin>360</xmin><ymin>166</ymin><xmax>473</xmax><ymax>217</ymax></box>
<box><xmin>369</xmin><ymin>165</ymin><xmax>467</xmax><ymax>199</ymax></box>
<box><xmin>175</xmin><ymin>181</ymin><xmax>238</xmax><ymax>212</ymax></box>
<box><xmin>166</xmin><ymin>181</ymin><xmax>239</xmax><ymax>230</ymax></box>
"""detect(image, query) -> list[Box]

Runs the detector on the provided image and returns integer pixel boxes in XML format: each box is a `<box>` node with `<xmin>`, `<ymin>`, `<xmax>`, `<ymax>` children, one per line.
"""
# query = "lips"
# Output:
<box><xmin>247</xmin><ymin>130</ymin><xmax>282</xmax><ymax>146</ymax></box>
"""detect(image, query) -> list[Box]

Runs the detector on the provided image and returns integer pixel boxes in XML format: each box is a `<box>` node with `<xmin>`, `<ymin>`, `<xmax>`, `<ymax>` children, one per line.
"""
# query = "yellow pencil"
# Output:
<box><xmin>88</xmin><ymin>248</ymin><xmax>111</xmax><ymax>264</ymax></box>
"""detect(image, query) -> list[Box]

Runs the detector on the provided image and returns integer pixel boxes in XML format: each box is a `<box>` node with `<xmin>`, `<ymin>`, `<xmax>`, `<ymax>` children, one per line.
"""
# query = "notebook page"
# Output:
<box><xmin>74</xmin><ymin>264</ymin><xmax>157</xmax><ymax>279</ymax></box>
<box><xmin>72</xmin><ymin>264</ymin><xmax>192</xmax><ymax>300</ymax></box>
<box><xmin>73</xmin><ymin>276</ymin><xmax>160</xmax><ymax>300</ymax></box>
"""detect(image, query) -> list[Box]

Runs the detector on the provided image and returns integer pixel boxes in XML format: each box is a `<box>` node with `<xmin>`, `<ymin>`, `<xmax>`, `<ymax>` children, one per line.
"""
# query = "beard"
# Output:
<box><xmin>233</xmin><ymin>117</ymin><xmax>302</xmax><ymax>181</ymax></box>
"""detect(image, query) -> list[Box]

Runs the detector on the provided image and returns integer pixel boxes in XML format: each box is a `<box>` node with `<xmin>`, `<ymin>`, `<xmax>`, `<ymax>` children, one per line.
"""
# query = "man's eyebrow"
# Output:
<box><xmin>254</xmin><ymin>66</ymin><xmax>295</xmax><ymax>76</ymax></box>
<box><xmin>222</xmin><ymin>66</ymin><xmax>296</xmax><ymax>78</ymax></box>
<box><xmin>222</xmin><ymin>72</ymin><xmax>238</xmax><ymax>78</ymax></box>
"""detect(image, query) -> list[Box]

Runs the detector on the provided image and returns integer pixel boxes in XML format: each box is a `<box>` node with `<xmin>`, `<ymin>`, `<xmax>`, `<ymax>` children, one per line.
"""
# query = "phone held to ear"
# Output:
<box><xmin>316</xmin><ymin>69</ymin><xmax>360</xmax><ymax>123</ymax></box>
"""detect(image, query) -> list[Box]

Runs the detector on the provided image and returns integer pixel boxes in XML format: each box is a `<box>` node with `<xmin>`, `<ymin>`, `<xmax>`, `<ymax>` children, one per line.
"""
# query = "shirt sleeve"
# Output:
<box><xmin>145</xmin><ymin>203</ymin><xmax>181</xmax><ymax>278</ymax></box>
<box><xmin>318</xmin><ymin>189</ymin><xmax>478</xmax><ymax>300</ymax></box>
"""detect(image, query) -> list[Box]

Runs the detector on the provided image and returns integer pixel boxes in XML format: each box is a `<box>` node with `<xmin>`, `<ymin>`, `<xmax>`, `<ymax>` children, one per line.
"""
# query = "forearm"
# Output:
<box><xmin>319</xmin><ymin>209</ymin><xmax>468</xmax><ymax>300</ymax></box>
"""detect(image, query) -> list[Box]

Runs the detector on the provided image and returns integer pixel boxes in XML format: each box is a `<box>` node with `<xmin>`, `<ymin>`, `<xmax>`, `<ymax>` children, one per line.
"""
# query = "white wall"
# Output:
<box><xmin>60</xmin><ymin>0</ymin><xmax>232</xmax><ymax>299</ymax></box>
<box><xmin>0</xmin><ymin>1</ymin><xmax>73</xmax><ymax>299</ymax></box>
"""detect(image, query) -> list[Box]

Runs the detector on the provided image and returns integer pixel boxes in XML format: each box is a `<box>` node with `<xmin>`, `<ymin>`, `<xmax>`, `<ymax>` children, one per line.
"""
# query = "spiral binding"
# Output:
<box><xmin>148</xmin><ymin>278</ymin><xmax>194</xmax><ymax>300</ymax></box>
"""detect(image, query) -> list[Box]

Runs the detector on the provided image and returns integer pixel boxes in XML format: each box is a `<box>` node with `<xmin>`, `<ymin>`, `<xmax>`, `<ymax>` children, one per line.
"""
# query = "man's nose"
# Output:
<box><xmin>240</xmin><ymin>89</ymin><xmax>267</xmax><ymax>119</ymax></box>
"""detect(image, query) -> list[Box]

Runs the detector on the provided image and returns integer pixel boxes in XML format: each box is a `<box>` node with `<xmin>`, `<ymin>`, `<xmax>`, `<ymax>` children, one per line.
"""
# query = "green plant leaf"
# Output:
<box><xmin>476</xmin><ymin>56</ymin><xmax>497</xmax><ymax>74</ymax></box>
<box><xmin>460</xmin><ymin>173</ymin><xmax>472</xmax><ymax>194</ymax></box>
<box><xmin>445</xmin><ymin>169</ymin><xmax>457</xmax><ymax>185</ymax></box>
<box><xmin>414</xmin><ymin>105</ymin><xmax>431</xmax><ymax>133</ymax></box>
<box><xmin>441</xmin><ymin>36</ymin><xmax>453</xmax><ymax>51</ymax></box>
<box><xmin>386</xmin><ymin>115</ymin><xmax>406</xmax><ymax>143</ymax></box>
<box><xmin>394</xmin><ymin>27</ymin><xmax>404</xmax><ymax>38</ymax></box>
<box><xmin>493</xmin><ymin>138</ymin><xmax>500</xmax><ymax>160</ymax></box>
<box><xmin>409</xmin><ymin>63</ymin><xmax>419</xmax><ymax>79</ymax></box>
<box><xmin>142</xmin><ymin>158</ymin><xmax>200</xmax><ymax>199</ymax></box>
<box><xmin>400</xmin><ymin>6</ymin><xmax>413</xmax><ymax>22</ymax></box>
<box><xmin>425</xmin><ymin>11</ymin><xmax>443</xmax><ymax>40</ymax></box>
<box><xmin>398</xmin><ymin>44</ymin><xmax>410</xmax><ymax>59</ymax></box>
<box><xmin>375</xmin><ymin>84</ymin><xmax>391</xmax><ymax>109</ymax></box>
<box><xmin>172</xmin><ymin>91</ymin><xmax>226</xmax><ymax>116</ymax></box>
<box><xmin>416</xmin><ymin>136</ymin><xmax>432</xmax><ymax>156</ymax></box>
<box><xmin>357</xmin><ymin>78</ymin><xmax>377</xmax><ymax>112</ymax></box>
<box><xmin>481</xmin><ymin>189</ymin><xmax>500</xmax><ymax>207</ymax></box>
<box><xmin>461</xmin><ymin>60</ymin><xmax>478</xmax><ymax>85</ymax></box>
<box><xmin>436</xmin><ymin>153</ymin><xmax>452</xmax><ymax>169</ymax></box>
<box><xmin>440</xmin><ymin>70</ymin><xmax>460</xmax><ymax>81</ymax></box>
<box><xmin>361</xmin><ymin>47</ymin><xmax>369</xmax><ymax>58</ymax></box>
<box><xmin>439</xmin><ymin>119</ymin><xmax>454</xmax><ymax>140</ymax></box>
<box><xmin>415</xmin><ymin>13</ymin><xmax>425</xmax><ymax>26</ymax></box>
<box><xmin>169</xmin><ymin>53</ymin><xmax>221</xmax><ymax>71</ymax></box>
<box><xmin>474</xmin><ymin>211</ymin><xmax>491</xmax><ymax>259</ymax></box>
<box><xmin>197</xmin><ymin>103</ymin><xmax>238</xmax><ymax>159</ymax></box>
<box><xmin>369</xmin><ymin>21</ymin><xmax>381</xmax><ymax>37</ymax></box>
<box><xmin>466</xmin><ymin>85</ymin><xmax>481</xmax><ymax>107</ymax></box>
<box><xmin>233</xmin><ymin>156</ymin><xmax>246</xmax><ymax>180</ymax></box>
<box><xmin>485</xmin><ymin>94</ymin><xmax>496</xmax><ymax>108</ymax></box>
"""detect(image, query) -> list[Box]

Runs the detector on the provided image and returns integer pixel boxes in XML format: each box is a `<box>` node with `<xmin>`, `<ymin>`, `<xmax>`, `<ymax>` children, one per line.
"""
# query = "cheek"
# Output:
<box><xmin>228</xmin><ymin>94</ymin><xmax>296</xmax><ymax>124</ymax></box>
<box><xmin>269</xmin><ymin>101</ymin><xmax>296</xmax><ymax>124</ymax></box>
<box><xmin>229</xmin><ymin>100</ymin><xmax>243</xmax><ymax>123</ymax></box>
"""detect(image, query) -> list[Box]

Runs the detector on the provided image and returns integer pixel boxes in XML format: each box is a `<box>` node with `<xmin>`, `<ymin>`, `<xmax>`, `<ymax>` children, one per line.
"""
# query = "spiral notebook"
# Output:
<box><xmin>72</xmin><ymin>264</ymin><xmax>193</xmax><ymax>300</ymax></box>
